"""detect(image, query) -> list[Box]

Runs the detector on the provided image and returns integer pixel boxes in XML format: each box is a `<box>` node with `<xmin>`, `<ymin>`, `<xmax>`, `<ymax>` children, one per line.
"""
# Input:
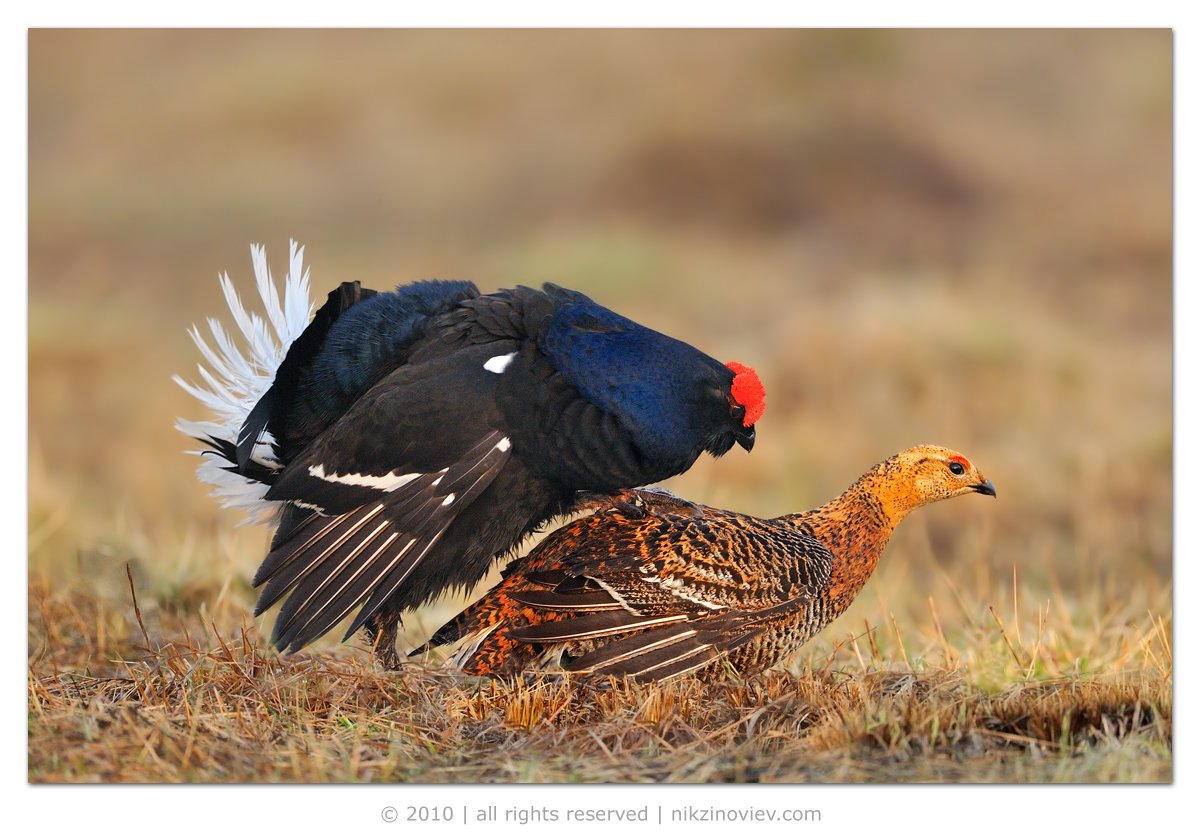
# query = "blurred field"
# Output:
<box><xmin>28</xmin><ymin>30</ymin><xmax>1171</xmax><ymax>783</ymax></box>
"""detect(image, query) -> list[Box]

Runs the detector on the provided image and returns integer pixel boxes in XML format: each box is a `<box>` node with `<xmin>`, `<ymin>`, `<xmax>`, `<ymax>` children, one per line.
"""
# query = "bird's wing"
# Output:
<box><xmin>506</xmin><ymin>572</ymin><xmax>815</xmax><ymax>681</ymax></box>
<box><xmin>502</xmin><ymin>509</ymin><xmax>835</xmax><ymax>680</ymax></box>
<box><xmin>563</xmin><ymin>602</ymin><xmax>807</xmax><ymax>681</ymax></box>
<box><xmin>253</xmin><ymin>345</ymin><xmax>519</xmax><ymax>652</ymax></box>
<box><xmin>255</xmin><ymin>428</ymin><xmax>512</xmax><ymax>652</ymax></box>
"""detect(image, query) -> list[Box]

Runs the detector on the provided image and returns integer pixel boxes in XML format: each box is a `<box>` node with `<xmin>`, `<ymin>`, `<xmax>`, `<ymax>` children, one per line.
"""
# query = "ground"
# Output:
<box><xmin>28</xmin><ymin>571</ymin><xmax>1170</xmax><ymax>783</ymax></box>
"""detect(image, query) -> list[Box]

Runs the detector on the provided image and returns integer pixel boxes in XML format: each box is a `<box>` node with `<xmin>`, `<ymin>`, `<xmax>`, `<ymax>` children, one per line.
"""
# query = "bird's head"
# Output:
<box><xmin>539</xmin><ymin>294</ymin><xmax>765</xmax><ymax>468</ymax></box>
<box><xmin>639</xmin><ymin>356</ymin><xmax>764</xmax><ymax>461</ymax></box>
<box><xmin>707</xmin><ymin>361</ymin><xmax>764</xmax><ymax>455</ymax></box>
<box><xmin>868</xmin><ymin>444</ymin><xmax>996</xmax><ymax>522</ymax></box>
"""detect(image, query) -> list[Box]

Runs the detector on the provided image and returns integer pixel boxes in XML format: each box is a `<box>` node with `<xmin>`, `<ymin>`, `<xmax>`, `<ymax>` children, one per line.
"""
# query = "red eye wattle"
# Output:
<box><xmin>725</xmin><ymin>362</ymin><xmax>765</xmax><ymax>427</ymax></box>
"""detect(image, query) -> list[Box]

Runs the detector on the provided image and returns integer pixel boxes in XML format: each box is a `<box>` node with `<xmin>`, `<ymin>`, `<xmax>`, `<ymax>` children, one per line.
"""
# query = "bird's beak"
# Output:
<box><xmin>971</xmin><ymin>479</ymin><xmax>997</xmax><ymax>497</ymax></box>
<box><xmin>734</xmin><ymin>425</ymin><xmax>756</xmax><ymax>452</ymax></box>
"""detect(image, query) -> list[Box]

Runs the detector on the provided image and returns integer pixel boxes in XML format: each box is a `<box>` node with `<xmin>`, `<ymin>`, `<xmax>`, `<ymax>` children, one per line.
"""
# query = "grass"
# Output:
<box><xmin>27</xmin><ymin>564</ymin><xmax>1171</xmax><ymax>783</ymax></box>
<box><xmin>28</xmin><ymin>30</ymin><xmax>1171</xmax><ymax>784</ymax></box>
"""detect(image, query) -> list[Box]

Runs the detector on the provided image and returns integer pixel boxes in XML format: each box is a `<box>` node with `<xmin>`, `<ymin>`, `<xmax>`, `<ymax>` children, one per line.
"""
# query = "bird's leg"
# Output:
<box><xmin>574</xmin><ymin>488</ymin><xmax>705</xmax><ymax>519</ymax></box>
<box><xmin>626</xmin><ymin>487</ymin><xmax>706</xmax><ymax>518</ymax></box>
<box><xmin>364</xmin><ymin>611</ymin><xmax>403</xmax><ymax>671</ymax></box>
<box><xmin>574</xmin><ymin>489</ymin><xmax>648</xmax><ymax>518</ymax></box>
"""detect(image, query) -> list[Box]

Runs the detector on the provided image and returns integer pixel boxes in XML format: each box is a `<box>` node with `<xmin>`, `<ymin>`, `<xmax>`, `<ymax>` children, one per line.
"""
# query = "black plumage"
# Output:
<box><xmin>180</xmin><ymin>256</ymin><xmax>764</xmax><ymax>666</ymax></box>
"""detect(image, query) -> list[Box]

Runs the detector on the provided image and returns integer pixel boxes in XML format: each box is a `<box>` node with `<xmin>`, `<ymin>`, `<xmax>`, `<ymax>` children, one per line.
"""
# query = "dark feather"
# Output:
<box><xmin>624</xmin><ymin>646</ymin><xmax>721</xmax><ymax>681</ymax></box>
<box><xmin>507</xmin><ymin>588</ymin><xmax>623</xmax><ymax>611</ymax></box>
<box><xmin>507</xmin><ymin>611</ymin><xmax>689</xmax><ymax>644</ymax></box>
<box><xmin>563</xmin><ymin>625</ymin><xmax>701</xmax><ymax>672</ymax></box>
<box><xmin>239</xmin><ymin>281</ymin><xmax>378</xmax><ymax>469</ymax></box>
<box><xmin>256</xmin><ymin>430</ymin><xmax>512</xmax><ymax>651</ymax></box>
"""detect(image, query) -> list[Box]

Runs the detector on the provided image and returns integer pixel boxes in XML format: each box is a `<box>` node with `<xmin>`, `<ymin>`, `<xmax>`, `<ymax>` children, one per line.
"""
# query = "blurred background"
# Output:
<box><xmin>29</xmin><ymin>30</ymin><xmax>1171</xmax><ymax>668</ymax></box>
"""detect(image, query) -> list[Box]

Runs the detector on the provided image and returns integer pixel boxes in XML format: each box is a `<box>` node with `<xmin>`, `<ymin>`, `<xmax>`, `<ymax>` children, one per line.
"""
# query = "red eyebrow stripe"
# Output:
<box><xmin>725</xmin><ymin>362</ymin><xmax>765</xmax><ymax>426</ymax></box>
<box><xmin>949</xmin><ymin>455</ymin><xmax>971</xmax><ymax>469</ymax></box>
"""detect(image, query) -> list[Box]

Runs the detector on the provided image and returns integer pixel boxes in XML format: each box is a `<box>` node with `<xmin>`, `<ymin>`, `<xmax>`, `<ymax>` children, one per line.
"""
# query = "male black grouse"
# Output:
<box><xmin>175</xmin><ymin>242</ymin><xmax>766</xmax><ymax>667</ymax></box>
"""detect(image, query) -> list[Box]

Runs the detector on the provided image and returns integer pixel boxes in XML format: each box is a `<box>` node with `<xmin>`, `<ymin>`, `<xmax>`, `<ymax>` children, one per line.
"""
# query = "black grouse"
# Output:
<box><xmin>421</xmin><ymin>445</ymin><xmax>994</xmax><ymax>682</ymax></box>
<box><xmin>175</xmin><ymin>242</ymin><xmax>766</xmax><ymax>667</ymax></box>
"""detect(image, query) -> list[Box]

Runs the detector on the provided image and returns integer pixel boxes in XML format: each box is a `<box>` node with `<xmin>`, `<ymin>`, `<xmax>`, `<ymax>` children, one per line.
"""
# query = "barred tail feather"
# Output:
<box><xmin>174</xmin><ymin>241</ymin><xmax>315</xmax><ymax>519</ymax></box>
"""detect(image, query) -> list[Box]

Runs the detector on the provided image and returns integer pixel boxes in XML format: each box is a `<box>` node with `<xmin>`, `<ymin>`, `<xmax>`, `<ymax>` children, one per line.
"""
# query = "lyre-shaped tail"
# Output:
<box><xmin>173</xmin><ymin>241</ymin><xmax>314</xmax><ymax>520</ymax></box>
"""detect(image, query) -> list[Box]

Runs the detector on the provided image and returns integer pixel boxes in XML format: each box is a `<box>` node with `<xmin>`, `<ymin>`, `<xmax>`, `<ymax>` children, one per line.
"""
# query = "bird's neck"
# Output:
<box><xmin>781</xmin><ymin>466</ymin><xmax>912</xmax><ymax>608</ymax></box>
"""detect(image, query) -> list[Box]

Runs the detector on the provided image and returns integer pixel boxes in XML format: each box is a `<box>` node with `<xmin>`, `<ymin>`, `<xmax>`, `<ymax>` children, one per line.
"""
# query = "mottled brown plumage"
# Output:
<box><xmin>420</xmin><ymin>445</ymin><xmax>995</xmax><ymax>681</ymax></box>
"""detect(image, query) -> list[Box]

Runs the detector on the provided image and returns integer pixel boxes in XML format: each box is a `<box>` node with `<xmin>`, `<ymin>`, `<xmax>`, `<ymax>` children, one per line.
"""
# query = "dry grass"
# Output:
<box><xmin>28</xmin><ymin>569</ymin><xmax>1171</xmax><ymax>783</ymax></box>
<box><xmin>28</xmin><ymin>30</ymin><xmax>1171</xmax><ymax>784</ymax></box>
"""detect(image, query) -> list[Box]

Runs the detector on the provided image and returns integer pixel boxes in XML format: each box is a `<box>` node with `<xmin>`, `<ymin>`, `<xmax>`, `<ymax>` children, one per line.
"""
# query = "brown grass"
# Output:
<box><xmin>28</xmin><ymin>30</ymin><xmax>1171</xmax><ymax>784</ymax></box>
<box><xmin>28</xmin><ymin>570</ymin><xmax>1171</xmax><ymax>783</ymax></box>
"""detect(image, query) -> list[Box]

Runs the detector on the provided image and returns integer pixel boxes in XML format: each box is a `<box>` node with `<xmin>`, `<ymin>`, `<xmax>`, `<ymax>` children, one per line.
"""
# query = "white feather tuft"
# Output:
<box><xmin>174</xmin><ymin>241</ymin><xmax>315</xmax><ymax>520</ymax></box>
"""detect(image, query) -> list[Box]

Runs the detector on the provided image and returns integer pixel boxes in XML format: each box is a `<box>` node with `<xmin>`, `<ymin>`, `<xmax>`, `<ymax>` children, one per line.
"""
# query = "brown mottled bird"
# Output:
<box><xmin>419</xmin><ymin>444</ymin><xmax>995</xmax><ymax>681</ymax></box>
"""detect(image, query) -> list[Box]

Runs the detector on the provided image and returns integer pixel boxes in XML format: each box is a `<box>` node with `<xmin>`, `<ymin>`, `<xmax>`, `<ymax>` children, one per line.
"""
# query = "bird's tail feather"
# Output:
<box><xmin>173</xmin><ymin>241</ymin><xmax>314</xmax><ymax>520</ymax></box>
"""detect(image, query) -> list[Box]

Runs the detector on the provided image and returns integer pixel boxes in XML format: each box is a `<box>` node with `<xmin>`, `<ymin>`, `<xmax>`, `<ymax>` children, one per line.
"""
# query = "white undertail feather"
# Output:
<box><xmin>173</xmin><ymin>241</ymin><xmax>315</xmax><ymax>520</ymax></box>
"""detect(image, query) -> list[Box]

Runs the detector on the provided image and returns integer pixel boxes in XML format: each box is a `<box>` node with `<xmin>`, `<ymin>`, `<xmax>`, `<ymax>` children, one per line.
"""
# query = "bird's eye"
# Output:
<box><xmin>948</xmin><ymin>461</ymin><xmax>965</xmax><ymax>476</ymax></box>
<box><xmin>731</xmin><ymin>404</ymin><xmax>746</xmax><ymax>422</ymax></box>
